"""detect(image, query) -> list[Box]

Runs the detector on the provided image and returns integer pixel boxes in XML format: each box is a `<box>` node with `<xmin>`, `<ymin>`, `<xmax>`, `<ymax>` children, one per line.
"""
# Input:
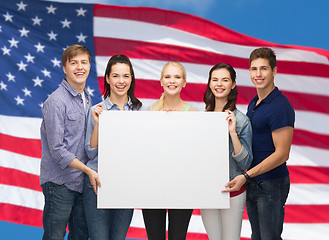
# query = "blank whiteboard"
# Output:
<box><xmin>98</xmin><ymin>111</ymin><xmax>229</xmax><ymax>209</ymax></box>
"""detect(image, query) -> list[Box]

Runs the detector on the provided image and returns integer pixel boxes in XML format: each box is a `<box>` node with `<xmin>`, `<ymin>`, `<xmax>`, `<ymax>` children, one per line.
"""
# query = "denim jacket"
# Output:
<box><xmin>229</xmin><ymin>109</ymin><xmax>253</xmax><ymax>180</ymax></box>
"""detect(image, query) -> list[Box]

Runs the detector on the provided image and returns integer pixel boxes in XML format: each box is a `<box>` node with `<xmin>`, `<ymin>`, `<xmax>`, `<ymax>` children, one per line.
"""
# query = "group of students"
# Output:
<box><xmin>40</xmin><ymin>44</ymin><xmax>295</xmax><ymax>240</ymax></box>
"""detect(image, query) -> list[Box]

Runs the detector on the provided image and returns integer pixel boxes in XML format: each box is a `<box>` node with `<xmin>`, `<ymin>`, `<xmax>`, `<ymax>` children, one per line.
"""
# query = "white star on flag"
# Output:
<box><xmin>14</xmin><ymin>96</ymin><xmax>24</xmax><ymax>105</ymax></box>
<box><xmin>6</xmin><ymin>73</ymin><xmax>15</xmax><ymax>82</ymax></box>
<box><xmin>76</xmin><ymin>7</ymin><xmax>87</xmax><ymax>17</ymax></box>
<box><xmin>47</xmin><ymin>31</ymin><xmax>57</xmax><ymax>40</ymax></box>
<box><xmin>17</xmin><ymin>61</ymin><xmax>28</xmax><ymax>71</ymax></box>
<box><xmin>61</xmin><ymin>18</ymin><xmax>71</xmax><ymax>28</ymax></box>
<box><xmin>76</xmin><ymin>32</ymin><xmax>87</xmax><ymax>42</ymax></box>
<box><xmin>34</xmin><ymin>42</ymin><xmax>45</xmax><ymax>52</ymax></box>
<box><xmin>17</xmin><ymin>1</ymin><xmax>27</xmax><ymax>11</ymax></box>
<box><xmin>31</xmin><ymin>16</ymin><xmax>42</xmax><ymax>25</ymax></box>
<box><xmin>22</xmin><ymin>87</ymin><xmax>32</xmax><ymax>97</ymax></box>
<box><xmin>0</xmin><ymin>81</ymin><xmax>7</xmax><ymax>91</ymax></box>
<box><xmin>8</xmin><ymin>38</ymin><xmax>19</xmax><ymax>48</ymax></box>
<box><xmin>51</xmin><ymin>58</ymin><xmax>61</xmax><ymax>67</ymax></box>
<box><xmin>24</xmin><ymin>53</ymin><xmax>35</xmax><ymax>63</ymax></box>
<box><xmin>41</xmin><ymin>68</ymin><xmax>51</xmax><ymax>78</ymax></box>
<box><xmin>19</xmin><ymin>27</ymin><xmax>30</xmax><ymax>37</ymax></box>
<box><xmin>3</xmin><ymin>12</ymin><xmax>13</xmax><ymax>22</ymax></box>
<box><xmin>46</xmin><ymin>5</ymin><xmax>57</xmax><ymax>14</ymax></box>
<box><xmin>32</xmin><ymin>76</ymin><xmax>43</xmax><ymax>87</ymax></box>
<box><xmin>1</xmin><ymin>46</ymin><xmax>11</xmax><ymax>55</ymax></box>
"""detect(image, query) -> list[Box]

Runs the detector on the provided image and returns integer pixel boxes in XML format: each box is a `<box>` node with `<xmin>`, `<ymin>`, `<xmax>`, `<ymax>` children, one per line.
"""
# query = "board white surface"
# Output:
<box><xmin>98</xmin><ymin>111</ymin><xmax>229</xmax><ymax>209</ymax></box>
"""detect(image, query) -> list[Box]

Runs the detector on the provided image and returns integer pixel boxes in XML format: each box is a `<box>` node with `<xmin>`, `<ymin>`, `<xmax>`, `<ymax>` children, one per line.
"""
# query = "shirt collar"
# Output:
<box><xmin>103</xmin><ymin>96</ymin><xmax>132</xmax><ymax>110</ymax></box>
<box><xmin>251</xmin><ymin>87</ymin><xmax>280</xmax><ymax>105</ymax></box>
<box><xmin>62</xmin><ymin>79</ymin><xmax>90</xmax><ymax>98</ymax></box>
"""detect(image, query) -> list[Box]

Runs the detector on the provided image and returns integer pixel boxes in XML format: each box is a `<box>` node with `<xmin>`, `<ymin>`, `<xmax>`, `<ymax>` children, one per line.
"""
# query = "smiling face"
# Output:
<box><xmin>209</xmin><ymin>68</ymin><xmax>236</xmax><ymax>101</ymax></box>
<box><xmin>160</xmin><ymin>64</ymin><xmax>186</xmax><ymax>96</ymax></box>
<box><xmin>249</xmin><ymin>58</ymin><xmax>277</xmax><ymax>95</ymax></box>
<box><xmin>107</xmin><ymin>63</ymin><xmax>132</xmax><ymax>100</ymax></box>
<box><xmin>63</xmin><ymin>53</ymin><xmax>90</xmax><ymax>92</ymax></box>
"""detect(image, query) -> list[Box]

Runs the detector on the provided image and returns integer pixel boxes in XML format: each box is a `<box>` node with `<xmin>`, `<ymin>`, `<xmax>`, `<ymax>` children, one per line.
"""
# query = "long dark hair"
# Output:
<box><xmin>103</xmin><ymin>54</ymin><xmax>142</xmax><ymax>110</ymax></box>
<box><xmin>203</xmin><ymin>63</ymin><xmax>237</xmax><ymax>112</ymax></box>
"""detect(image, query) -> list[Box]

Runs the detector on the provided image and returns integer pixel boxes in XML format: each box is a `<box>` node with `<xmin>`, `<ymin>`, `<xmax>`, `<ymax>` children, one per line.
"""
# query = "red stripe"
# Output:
<box><xmin>0</xmin><ymin>133</ymin><xmax>41</xmax><ymax>159</ymax></box>
<box><xmin>242</xmin><ymin>205</ymin><xmax>329</xmax><ymax>223</ymax></box>
<box><xmin>1</xmin><ymin>165</ymin><xmax>326</xmax><ymax>194</ymax></box>
<box><xmin>127</xmin><ymin>226</ymin><xmax>209</xmax><ymax>240</ymax></box>
<box><xmin>93</xmin><ymin>3</ymin><xmax>329</xmax><ymax>61</ymax></box>
<box><xmin>132</xmin><ymin>79</ymin><xmax>329</xmax><ymax>115</ymax></box>
<box><xmin>98</xmin><ymin>76</ymin><xmax>329</xmax><ymax>115</ymax></box>
<box><xmin>237</xmin><ymin>86</ymin><xmax>329</xmax><ymax>115</ymax></box>
<box><xmin>0</xmin><ymin>167</ymin><xmax>42</xmax><ymax>192</ymax></box>
<box><xmin>0</xmin><ymin>203</ymin><xmax>43</xmax><ymax>228</ymax></box>
<box><xmin>94</xmin><ymin>37</ymin><xmax>329</xmax><ymax>78</ymax></box>
<box><xmin>288</xmin><ymin>166</ymin><xmax>329</xmax><ymax>184</ymax></box>
<box><xmin>292</xmin><ymin>129</ymin><xmax>329</xmax><ymax>150</ymax></box>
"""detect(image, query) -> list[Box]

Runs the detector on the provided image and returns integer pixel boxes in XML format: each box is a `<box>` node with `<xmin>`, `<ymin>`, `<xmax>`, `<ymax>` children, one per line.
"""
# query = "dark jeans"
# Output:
<box><xmin>83</xmin><ymin>177</ymin><xmax>133</xmax><ymax>240</ymax></box>
<box><xmin>246</xmin><ymin>176</ymin><xmax>290</xmax><ymax>240</ymax></box>
<box><xmin>142</xmin><ymin>209</ymin><xmax>193</xmax><ymax>240</ymax></box>
<box><xmin>41</xmin><ymin>182</ymin><xmax>88</xmax><ymax>240</ymax></box>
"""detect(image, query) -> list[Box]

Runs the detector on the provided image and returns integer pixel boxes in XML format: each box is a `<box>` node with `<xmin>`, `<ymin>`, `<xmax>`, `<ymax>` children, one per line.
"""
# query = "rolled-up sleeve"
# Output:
<box><xmin>42</xmin><ymin>100</ymin><xmax>76</xmax><ymax>169</ymax></box>
<box><xmin>85</xmin><ymin>106</ymin><xmax>98</xmax><ymax>160</ymax></box>
<box><xmin>233</xmin><ymin>118</ymin><xmax>253</xmax><ymax>170</ymax></box>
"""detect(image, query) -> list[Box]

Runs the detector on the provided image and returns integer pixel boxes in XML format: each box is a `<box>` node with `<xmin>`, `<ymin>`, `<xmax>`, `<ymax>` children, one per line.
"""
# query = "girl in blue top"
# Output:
<box><xmin>83</xmin><ymin>54</ymin><xmax>142</xmax><ymax>240</ymax></box>
<box><xmin>201</xmin><ymin>63</ymin><xmax>253</xmax><ymax>240</ymax></box>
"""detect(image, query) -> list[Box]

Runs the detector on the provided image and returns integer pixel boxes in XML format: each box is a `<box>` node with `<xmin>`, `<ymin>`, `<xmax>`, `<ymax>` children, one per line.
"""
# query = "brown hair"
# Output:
<box><xmin>203</xmin><ymin>63</ymin><xmax>237</xmax><ymax>112</ymax></box>
<box><xmin>62</xmin><ymin>44</ymin><xmax>91</xmax><ymax>67</ymax></box>
<box><xmin>103</xmin><ymin>54</ymin><xmax>142</xmax><ymax>110</ymax></box>
<box><xmin>249</xmin><ymin>47</ymin><xmax>277</xmax><ymax>70</ymax></box>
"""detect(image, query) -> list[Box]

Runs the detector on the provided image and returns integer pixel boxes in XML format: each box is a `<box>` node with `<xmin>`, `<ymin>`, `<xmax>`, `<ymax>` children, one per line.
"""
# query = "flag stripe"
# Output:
<box><xmin>95</xmin><ymin>57</ymin><xmax>329</xmax><ymax>98</ymax></box>
<box><xmin>0</xmin><ymin>133</ymin><xmax>41</xmax><ymax>158</ymax></box>
<box><xmin>2</xmin><ymin>176</ymin><xmax>329</xmax><ymax>207</ymax></box>
<box><xmin>288</xmin><ymin>166</ymin><xmax>329</xmax><ymax>184</ymax></box>
<box><xmin>0</xmin><ymin>204</ymin><xmax>43</xmax><ymax>228</ymax></box>
<box><xmin>0</xmin><ymin>167</ymin><xmax>41</xmax><ymax>192</ymax></box>
<box><xmin>94</xmin><ymin>37</ymin><xmax>329</xmax><ymax>78</ymax></box>
<box><xmin>93</xmin><ymin>4</ymin><xmax>329</xmax><ymax>65</ymax></box>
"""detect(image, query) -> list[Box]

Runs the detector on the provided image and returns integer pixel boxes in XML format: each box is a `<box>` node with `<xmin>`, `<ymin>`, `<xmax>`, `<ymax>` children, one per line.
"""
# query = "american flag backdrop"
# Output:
<box><xmin>1</xmin><ymin>0</ymin><xmax>329</xmax><ymax>239</ymax></box>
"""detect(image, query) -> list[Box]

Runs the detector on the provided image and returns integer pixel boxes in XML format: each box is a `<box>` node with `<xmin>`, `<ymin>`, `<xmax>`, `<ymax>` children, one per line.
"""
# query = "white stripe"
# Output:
<box><xmin>0</xmin><ymin>184</ymin><xmax>43</xmax><ymax>210</ymax></box>
<box><xmin>288</xmin><ymin>145</ymin><xmax>329</xmax><ymax>167</ymax></box>
<box><xmin>241</xmin><ymin>220</ymin><xmax>329</xmax><ymax>239</ymax></box>
<box><xmin>0</xmin><ymin>149</ymin><xmax>40</xmax><ymax>175</ymax></box>
<box><xmin>94</xmin><ymin>17</ymin><xmax>329</xmax><ymax>64</ymax></box>
<box><xmin>287</xmin><ymin>184</ymin><xmax>329</xmax><ymax>205</ymax></box>
<box><xmin>0</xmin><ymin>114</ymin><xmax>41</xmax><ymax>139</ymax></box>
<box><xmin>96</xmin><ymin>57</ymin><xmax>329</xmax><ymax>97</ymax></box>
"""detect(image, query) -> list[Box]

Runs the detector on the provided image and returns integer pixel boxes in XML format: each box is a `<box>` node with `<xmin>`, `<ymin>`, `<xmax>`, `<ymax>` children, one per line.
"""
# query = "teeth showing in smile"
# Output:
<box><xmin>215</xmin><ymin>88</ymin><xmax>224</xmax><ymax>93</ymax></box>
<box><xmin>116</xmin><ymin>85</ymin><xmax>125</xmax><ymax>89</ymax></box>
<box><xmin>76</xmin><ymin>73</ymin><xmax>84</xmax><ymax>76</ymax></box>
<box><xmin>168</xmin><ymin>85</ymin><xmax>177</xmax><ymax>89</ymax></box>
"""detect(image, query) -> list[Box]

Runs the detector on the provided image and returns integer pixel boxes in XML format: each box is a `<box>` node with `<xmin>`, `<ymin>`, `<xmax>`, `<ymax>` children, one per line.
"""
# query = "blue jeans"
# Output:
<box><xmin>41</xmin><ymin>182</ymin><xmax>88</xmax><ymax>240</ymax></box>
<box><xmin>246</xmin><ymin>176</ymin><xmax>290</xmax><ymax>240</ymax></box>
<box><xmin>83</xmin><ymin>176</ymin><xmax>133</xmax><ymax>240</ymax></box>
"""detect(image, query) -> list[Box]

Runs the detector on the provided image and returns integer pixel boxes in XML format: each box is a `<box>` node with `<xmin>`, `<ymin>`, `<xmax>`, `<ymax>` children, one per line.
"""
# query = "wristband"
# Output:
<box><xmin>243</xmin><ymin>171</ymin><xmax>251</xmax><ymax>182</ymax></box>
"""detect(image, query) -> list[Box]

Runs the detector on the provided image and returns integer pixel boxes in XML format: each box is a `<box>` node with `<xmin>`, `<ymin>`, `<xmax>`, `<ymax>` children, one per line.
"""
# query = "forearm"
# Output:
<box><xmin>69</xmin><ymin>158</ymin><xmax>93</xmax><ymax>175</ymax></box>
<box><xmin>229</xmin><ymin>131</ymin><xmax>242</xmax><ymax>155</ymax></box>
<box><xmin>247</xmin><ymin>151</ymin><xmax>289</xmax><ymax>178</ymax></box>
<box><xmin>90</xmin><ymin>123</ymin><xmax>99</xmax><ymax>148</ymax></box>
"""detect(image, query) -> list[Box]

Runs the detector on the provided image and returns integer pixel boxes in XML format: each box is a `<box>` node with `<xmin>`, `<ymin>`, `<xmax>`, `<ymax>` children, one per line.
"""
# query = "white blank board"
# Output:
<box><xmin>98</xmin><ymin>111</ymin><xmax>229</xmax><ymax>209</ymax></box>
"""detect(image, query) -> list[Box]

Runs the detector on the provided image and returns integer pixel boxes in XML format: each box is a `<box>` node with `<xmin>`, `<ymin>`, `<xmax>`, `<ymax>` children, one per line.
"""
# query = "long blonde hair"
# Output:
<box><xmin>149</xmin><ymin>62</ymin><xmax>186</xmax><ymax>111</ymax></box>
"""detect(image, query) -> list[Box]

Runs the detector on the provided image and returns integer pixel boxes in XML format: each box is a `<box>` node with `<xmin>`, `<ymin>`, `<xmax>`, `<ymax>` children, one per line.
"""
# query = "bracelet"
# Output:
<box><xmin>243</xmin><ymin>171</ymin><xmax>251</xmax><ymax>182</ymax></box>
